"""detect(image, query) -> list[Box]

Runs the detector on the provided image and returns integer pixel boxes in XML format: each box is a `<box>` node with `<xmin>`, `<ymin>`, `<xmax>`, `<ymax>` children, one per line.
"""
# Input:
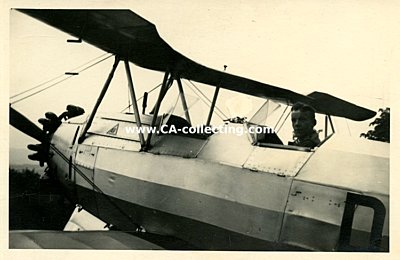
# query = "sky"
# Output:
<box><xmin>5</xmin><ymin>0</ymin><xmax>399</xmax><ymax>164</ymax></box>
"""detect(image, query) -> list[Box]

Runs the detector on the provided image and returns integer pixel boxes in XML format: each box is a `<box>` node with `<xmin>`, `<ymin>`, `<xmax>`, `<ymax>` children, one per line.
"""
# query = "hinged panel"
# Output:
<box><xmin>75</xmin><ymin>144</ymin><xmax>98</xmax><ymax>170</ymax></box>
<box><xmin>74</xmin><ymin>144</ymin><xmax>98</xmax><ymax>191</ymax></box>
<box><xmin>243</xmin><ymin>146</ymin><xmax>313</xmax><ymax>176</ymax></box>
<box><xmin>280</xmin><ymin>180</ymin><xmax>347</xmax><ymax>250</ymax></box>
<box><xmin>148</xmin><ymin>135</ymin><xmax>208</xmax><ymax>158</ymax></box>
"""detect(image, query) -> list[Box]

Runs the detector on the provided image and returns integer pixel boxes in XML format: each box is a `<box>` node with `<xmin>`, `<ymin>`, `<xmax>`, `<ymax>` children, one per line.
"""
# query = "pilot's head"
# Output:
<box><xmin>291</xmin><ymin>102</ymin><xmax>317</xmax><ymax>138</ymax></box>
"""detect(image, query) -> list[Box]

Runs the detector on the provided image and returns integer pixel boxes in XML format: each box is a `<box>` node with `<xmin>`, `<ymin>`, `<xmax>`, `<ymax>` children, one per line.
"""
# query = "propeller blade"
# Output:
<box><xmin>9</xmin><ymin>106</ymin><xmax>46</xmax><ymax>142</ymax></box>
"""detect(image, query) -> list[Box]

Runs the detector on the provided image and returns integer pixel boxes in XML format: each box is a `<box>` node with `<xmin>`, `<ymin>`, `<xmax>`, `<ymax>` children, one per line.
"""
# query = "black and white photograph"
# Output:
<box><xmin>4</xmin><ymin>0</ymin><xmax>398</xmax><ymax>258</ymax></box>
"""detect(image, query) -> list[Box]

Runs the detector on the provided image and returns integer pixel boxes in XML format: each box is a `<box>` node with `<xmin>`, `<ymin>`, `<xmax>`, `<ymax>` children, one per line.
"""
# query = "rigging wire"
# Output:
<box><xmin>49</xmin><ymin>143</ymin><xmax>141</xmax><ymax>232</ymax></box>
<box><xmin>185</xmin><ymin>80</ymin><xmax>228</xmax><ymax>120</ymax></box>
<box><xmin>10</xmin><ymin>53</ymin><xmax>114</xmax><ymax>105</ymax></box>
<box><xmin>122</xmin><ymin>78</ymin><xmax>229</xmax><ymax>122</ymax></box>
<box><xmin>10</xmin><ymin>53</ymin><xmax>110</xmax><ymax>99</ymax></box>
<box><xmin>184</xmin><ymin>81</ymin><xmax>225</xmax><ymax>121</ymax></box>
<box><xmin>11</xmin><ymin>76</ymin><xmax>74</xmax><ymax>105</ymax></box>
<box><xmin>120</xmin><ymin>83</ymin><xmax>162</xmax><ymax>112</ymax></box>
<box><xmin>345</xmin><ymin>118</ymin><xmax>352</xmax><ymax>136</ymax></box>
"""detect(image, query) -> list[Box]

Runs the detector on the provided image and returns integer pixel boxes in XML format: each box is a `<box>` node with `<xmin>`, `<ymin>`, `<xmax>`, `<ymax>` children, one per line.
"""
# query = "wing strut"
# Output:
<box><xmin>328</xmin><ymin>115</ymin><xmax>335</xmax><ymax>134</ymax></box>
<box><xmin>206</xmin><ymin>86</ymin><xmax>220</xmax><ymax>126</ymax></box>
<box><xmin>145</xmin><ymin>71</ymin><xmax>171</xmax><ymax>150</ymax></box>
<box><xmin>124</xmin><ymin>59</ymin><xmax>146</xmax><ymax>148</ymax></box>
<box><xmin>78</xmin><ymin>55</ymin><xmax>120</xmax><ymax>144</ymax></box>
<box><xmin>176</xmin><ymin>78</ymin><xmax>191</xmax><ymax>125</ymax></box>
<box><xmin>77</xmin><ymin>55</ymin><xmax>147</xmax><ymax>148</ymax></box>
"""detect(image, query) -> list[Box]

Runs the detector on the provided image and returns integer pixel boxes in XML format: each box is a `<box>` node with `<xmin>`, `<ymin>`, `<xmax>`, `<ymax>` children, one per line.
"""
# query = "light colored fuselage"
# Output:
<box><xmin>48</xmin><ymin>113</ymin><xmax>389</xmax><ymax>251</ymax></box>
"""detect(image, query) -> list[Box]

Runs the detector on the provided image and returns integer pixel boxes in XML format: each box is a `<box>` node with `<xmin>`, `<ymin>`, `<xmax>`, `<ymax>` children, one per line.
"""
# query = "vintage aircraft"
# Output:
<box><xmin>9</xmin><ymin>9</ymin><xmax>389</xmax><ymax>251</ymax></box>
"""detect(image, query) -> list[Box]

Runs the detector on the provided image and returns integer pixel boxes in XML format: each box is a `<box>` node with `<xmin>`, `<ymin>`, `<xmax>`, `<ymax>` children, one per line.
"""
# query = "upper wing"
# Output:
<box><xmin>307</xmin><ymin>92</ymin><xmax>376</xmax><ymax>121</ymax></box>
<box><xmin>17</xmin><ymin>9</ymin><xmax>376</xmax><ymax>121</ymax></box>
<box><xmin>17</xmin><ymin>9</ymin><xmax>311</xmax><ymax>104</ymax></box>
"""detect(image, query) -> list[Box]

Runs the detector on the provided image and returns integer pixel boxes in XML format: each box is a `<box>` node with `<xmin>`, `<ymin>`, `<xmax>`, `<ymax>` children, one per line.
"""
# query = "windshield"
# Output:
<box><xmin>249</xmin><ymin>100</ymin><xmax>282</xmax><ymax>126</ymax></box>
<box><xmin>248</xmin><ymin>100</ymin><xmax>333</xmax><ymax>147</ymax></box>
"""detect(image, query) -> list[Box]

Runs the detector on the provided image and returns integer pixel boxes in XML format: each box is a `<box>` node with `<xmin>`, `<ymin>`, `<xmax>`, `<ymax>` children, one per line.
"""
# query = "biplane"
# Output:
<box><xmin>9</xmin><ymin>9</ymin><xmax>389</xmax><ymax>251</ymax></box>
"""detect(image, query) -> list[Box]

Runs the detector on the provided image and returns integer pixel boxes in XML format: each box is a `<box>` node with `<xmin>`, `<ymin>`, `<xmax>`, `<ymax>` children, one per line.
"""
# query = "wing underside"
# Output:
<box><xmin>9</xmin><ymin>230</ymin><xmax>163</xmax><ymax>249</ymax></box>
<box><xmin>17</xmin><ymin>9</ymin><xmax>376</xmax><ymax>121</ymax></box>
<box><xmin>16</xmin><ymin>9</ymin><xmax>310</xmax><ymax>103</ymax></box>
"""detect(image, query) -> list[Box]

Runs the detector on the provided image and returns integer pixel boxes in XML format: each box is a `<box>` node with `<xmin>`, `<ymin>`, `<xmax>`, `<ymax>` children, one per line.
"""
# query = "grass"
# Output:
<box><xmin>9</xmin><ymin>167</ymin><xmax>74</xmax><ymax>230</ymax></box>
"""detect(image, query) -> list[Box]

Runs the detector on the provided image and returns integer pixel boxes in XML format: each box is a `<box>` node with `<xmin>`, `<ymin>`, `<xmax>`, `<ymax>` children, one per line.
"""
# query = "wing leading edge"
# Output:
<box><xmin>16</xmin><ymin>9</ymin><xmax>311</xmax><ymax>103</ymax></box>
<box><xmin>17</xmin><ymin>9</ymin><xmax>376</xmax><ymax>121</ymax></box>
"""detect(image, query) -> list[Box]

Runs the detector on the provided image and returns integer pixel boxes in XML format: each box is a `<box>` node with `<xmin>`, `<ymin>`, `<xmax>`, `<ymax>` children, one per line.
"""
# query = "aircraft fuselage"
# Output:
<box><xmin>48</xmin><ymin>113</ymin><xmax>389</xmax><ymax>251</ymax></box>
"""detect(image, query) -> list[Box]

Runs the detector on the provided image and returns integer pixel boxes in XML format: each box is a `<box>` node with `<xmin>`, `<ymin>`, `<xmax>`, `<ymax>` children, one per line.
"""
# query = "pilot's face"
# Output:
<box><xmin>291</xmin><ymin>110</ymin><xmax>315</xmax><ymax>138</ymax></box>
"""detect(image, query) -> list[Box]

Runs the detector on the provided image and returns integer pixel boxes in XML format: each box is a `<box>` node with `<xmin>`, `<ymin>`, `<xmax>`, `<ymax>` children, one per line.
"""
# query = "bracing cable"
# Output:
<box><xmin>121</xmin><ymin>83</ymin><xmax>162</xmax><ymax>113</ymax></box>
<box><xmin>185</xmin><ymin>80</ymin><xmax>228</xmax><ymax>120</ymax></box>
<box><xmin>10</xmin><ymin>53</ymin><xmax>114</xmax><ymax>105</ymax></box>
<box><xmin>49</xmin><ymin>143</ymin><xmax>141</xmax><ymax>232</ymax></box>
<box><xmin>10</xmin><ymin>53</ymin><xmax>110</xmax><ymax>100</ymax></box>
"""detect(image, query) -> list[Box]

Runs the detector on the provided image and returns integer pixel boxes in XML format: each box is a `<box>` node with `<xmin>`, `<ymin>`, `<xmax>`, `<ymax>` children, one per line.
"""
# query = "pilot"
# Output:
<box><xmin>289</xmin><ymin>102</ymin><xmax>321</xmax><ymax>148</ymax></box>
